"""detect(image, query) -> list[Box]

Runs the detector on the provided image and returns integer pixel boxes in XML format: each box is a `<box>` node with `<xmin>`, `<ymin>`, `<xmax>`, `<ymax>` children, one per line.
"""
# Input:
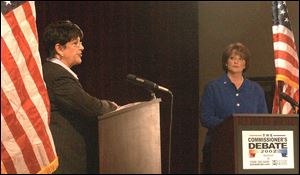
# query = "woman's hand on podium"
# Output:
<box><xmin>110</xmin><ymin>101</ymin><xmax>119</xmax><ymax>110</ymax></box>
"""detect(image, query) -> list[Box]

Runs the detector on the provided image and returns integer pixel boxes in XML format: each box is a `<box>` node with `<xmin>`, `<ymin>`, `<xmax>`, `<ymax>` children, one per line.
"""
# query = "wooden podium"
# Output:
<box><xmin>98</xmin><ymin>99</ymin><xmax>161</xmax><ymax>174</ymax></box>
<box><xmin>211</xmin><ymin>114</ymin><xmax>299</xmax><ymax>174</ymax></box>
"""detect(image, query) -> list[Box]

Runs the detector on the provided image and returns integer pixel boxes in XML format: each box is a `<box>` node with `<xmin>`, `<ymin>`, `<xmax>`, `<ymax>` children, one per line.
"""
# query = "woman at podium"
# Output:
<box><xmin>200</xmin><ymin>42</ymin><xmax>268</xmax><ymax>173</ymax></box>
<box><xmin>42</xmin><ymin>20</ymin><xmax>118</xmax><ymax>174</ymax></box>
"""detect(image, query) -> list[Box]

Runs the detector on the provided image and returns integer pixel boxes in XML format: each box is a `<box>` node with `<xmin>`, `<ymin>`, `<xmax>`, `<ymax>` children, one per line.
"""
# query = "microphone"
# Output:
<box><xmin>126</xmin><ymin>74</ymin><xmax>171</xmax><ymax>93</ymax></box>
<box><xmin>279</xmin><ymin>92</ymin><xmax>299</xmax><ymax>107</ymax></box>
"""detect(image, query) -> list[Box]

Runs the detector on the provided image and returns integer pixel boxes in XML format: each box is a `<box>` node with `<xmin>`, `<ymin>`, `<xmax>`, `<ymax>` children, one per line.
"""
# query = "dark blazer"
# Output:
<box><xmin>43</xmin><ymin>61</ymin><xmax>116</xmax><ymax>174</ymax></box>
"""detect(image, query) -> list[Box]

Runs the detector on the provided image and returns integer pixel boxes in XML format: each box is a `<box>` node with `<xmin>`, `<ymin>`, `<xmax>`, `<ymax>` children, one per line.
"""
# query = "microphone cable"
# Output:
<box><xmin>167</xmin><ymin>90</ymin><xmax>174</xmax><ymax>174</ymax></box>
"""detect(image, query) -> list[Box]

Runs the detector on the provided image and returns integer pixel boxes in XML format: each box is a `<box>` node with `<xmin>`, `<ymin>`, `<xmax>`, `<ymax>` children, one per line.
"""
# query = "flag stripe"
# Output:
<box><xmin>273</xmin><ymin>34</ymin><xmax>297</xmax><ymax>51</ymax></box>
<box><xmin>272</xmin><ymin>1</ymin><xmax>299</xmax><ymax>114</ymax></box>
<box><xmin>1</xmin><ymin>61</ymin><xmax>53</xmax><ymax>173</ymax></box>
<box><xmin>1</xmin><ymin>89</ymin><xmax>40</xmax><ymax>174</ymax></box>
<box><xmin>273</xmin><ymin>42</ymin><xmax>299</xmax><ymax>63</ymax></box>
<box><xmin>274</xmin><ymin>60</ymin><xmax>299</xmax><ymax>81</ymax></box>
<box><xmin>1</xmin><ymin>1</ymin><xmax>58</xmax><ymax>173</ymax></box>
<box><xmin>3</xmin><ymin>4</ymin><xmax>51</xmax><ymax>122</ymax></box>
<box><xmin>21</xmin><ymin>2</ymin><xmax>38</xmax><ymax>41</ymax></box>
<box><xmin>275</xmin><ymin>74</ymin><xmax>299</xmax><ymax>89</ymax></box>
<box><xmin>12</xmin><ymin>1</ymin><xmax>52</xmax><ymax>124</ymax></box>
<box><xmin>14</xmin><ymin>2</ymin><xmax>40</xmax><ymax>62</ymax></box>
<box><xmin>272</xmin><ymin>25</ymin><xmax>296</xmax><ymax>42</ymax></box>
<box><xmin>274</xmin><ymin>50</ymin><xmax>299</xmax><ymax>68</ymax></box>
<box><xmin>1</xmin><ymin>39</ymin><xmax>55</xmax><ymax>163</ymax></box>
<box><xmin>1</xmin><ymin>112</ymin><xmax>30</xmax><ymax>174</ymax></box>
<box><xmin>1</xmin><ymin>142</ymin><xmax>17</xmax><ymax>174</ymax></box>
<box><xmin>2</xmin><ymin>2</ymin><xmax>55</xmax><ymax>159</ymax></box>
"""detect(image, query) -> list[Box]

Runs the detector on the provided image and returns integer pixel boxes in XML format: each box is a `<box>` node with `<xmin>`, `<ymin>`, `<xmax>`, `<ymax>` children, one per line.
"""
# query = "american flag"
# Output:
<box><xmin>272</xmin><ymin>1</ymin><xmax>299</xmax><ymax>114</ymax></box>
<box><xmin>1</xmin><ymin>1</ymin><xmax>58</xmax><ymax>173</ymax></box>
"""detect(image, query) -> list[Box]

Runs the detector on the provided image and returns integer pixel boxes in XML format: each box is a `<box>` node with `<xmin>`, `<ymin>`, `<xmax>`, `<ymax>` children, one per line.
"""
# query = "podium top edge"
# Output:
<box><xmin>98</xmin><ymin>98</ymin><xmax>161</xmax><ymax>120</ymax></box>
<box><xmin>232</xmin><ymin>113</ymin><xmax>299</xmax><ymax>117</ymax></box>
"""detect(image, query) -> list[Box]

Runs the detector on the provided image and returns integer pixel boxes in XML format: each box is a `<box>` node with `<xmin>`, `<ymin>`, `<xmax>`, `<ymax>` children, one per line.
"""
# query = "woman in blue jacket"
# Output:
<box><xmin>200</xmin><ymin>42</ymin><xmax>268</xmax><ymax>173</ymax></box>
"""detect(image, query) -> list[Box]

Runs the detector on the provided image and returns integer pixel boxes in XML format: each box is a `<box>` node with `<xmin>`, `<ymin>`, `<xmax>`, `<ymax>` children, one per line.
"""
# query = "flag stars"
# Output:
<box><xmin>284</xmin><ymin>18</ymin><xmax>289</xmax><ymax>23</ymax></box>
<box><xmin>4</xmin><ymin>1</ymin><xmax>11</xmax><ymax>6</ymax></box>
<box><xmin>280</xmin><ymin>10</ymin><xmax>285</xmax><ymax>15</ymax></box>
<box><xmin>273</xmin><ymin>1</ymin><xmax>292</xmax><ymax>30</ymax></box>
<box><xmin>277</xmin><ymin>3</ymin><xmax>282</xmax><ymax>9</ymax></box>
<box><xmin>272</xmin><ymin>1</ymin><xmax>298</xmax><ymax>114</ymax></box>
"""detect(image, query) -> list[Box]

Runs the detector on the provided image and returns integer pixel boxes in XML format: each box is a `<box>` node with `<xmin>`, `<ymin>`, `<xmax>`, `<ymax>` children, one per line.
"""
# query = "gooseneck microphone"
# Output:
<box><xmin>126</xmin><ymin>73</ymin><xmax>174</xmax><ymax>174</ymax></box>
<box><xmin>279</xmin><ymin>92</ymin><xmax>299</xmax><ymax>107</ymax></box>
<box><xmin>126</xmin><ymin>74</ymin><xmax>171</xmax><ymax>93</ymax></box>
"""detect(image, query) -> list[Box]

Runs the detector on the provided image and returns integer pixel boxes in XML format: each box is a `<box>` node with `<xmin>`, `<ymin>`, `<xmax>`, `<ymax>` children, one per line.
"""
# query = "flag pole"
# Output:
<box><xmin>278</xmin><ymin>80</ymin><xmax>284</xmax><ymax>114</ymax></box>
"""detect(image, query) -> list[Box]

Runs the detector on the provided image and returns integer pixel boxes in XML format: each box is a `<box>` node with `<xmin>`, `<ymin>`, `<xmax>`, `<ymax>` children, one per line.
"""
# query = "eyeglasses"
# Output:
<box><xmin>229</xmin><ymin>56</ymin><xmax>245</xmax><ymax>62</ymax></box>
<box><xmin>70</xmin><ymin>39</ymin><xmax>83</xmax><ymax>48</ymax></box>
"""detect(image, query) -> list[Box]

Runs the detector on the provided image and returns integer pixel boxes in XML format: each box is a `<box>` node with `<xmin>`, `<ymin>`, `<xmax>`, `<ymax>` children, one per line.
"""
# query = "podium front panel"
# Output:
<box><xmin>98</xmin><ymin>99</ymin><xmax>161</xmax><ymax>173</ymax></box>
<box><xmin>211</xmin><ymin>114</ymin><xmax>299</xmax><ymax>174</ymax></box>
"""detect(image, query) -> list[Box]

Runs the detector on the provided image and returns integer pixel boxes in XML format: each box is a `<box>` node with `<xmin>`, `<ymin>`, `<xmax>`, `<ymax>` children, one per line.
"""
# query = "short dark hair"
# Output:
<box><xmin>43</xmin><ymin>20</ymin><xmax>83</xmax><ymax>57</ymax></box>
<box><xmin>222</xmin><ymin>42</ymin><xmax>250</xmax><ymax>73</ymax></box>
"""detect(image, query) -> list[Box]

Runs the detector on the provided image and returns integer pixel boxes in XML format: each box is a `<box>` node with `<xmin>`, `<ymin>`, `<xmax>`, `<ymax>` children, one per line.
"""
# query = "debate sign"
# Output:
<box><xmin>242</xmin><ymin>130</ymin><xmax>294</xmax><ymax>169</ymax></box>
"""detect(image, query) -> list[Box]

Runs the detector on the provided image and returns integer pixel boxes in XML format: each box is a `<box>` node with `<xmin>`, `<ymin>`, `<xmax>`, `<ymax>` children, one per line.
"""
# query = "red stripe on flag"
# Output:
<box><xmin>22</xmin><ymin>2</ymin><xmax>38</xmax><ymax>41</ymax></box>
<box><xmin>274</xmin><ymin>50</ymin><xmax>299</xmax><ymax>68</ymax></box>
<box><xmin>1</xmin><ymin>142</ymin><xmax>17</xmax><ymax>174</ymax></box>
<box><xmin>2</xmin><ymin>2</ymin><xmax>57</xmax><ymax>173</ymax></box>
<box><xmin>275</xmin><ymin>68</ymin><xmax>299</xmax><ymax>84</ymax></box>
<box><xmin>272</xmin><ymin>2</ymin><xmax>299</xmax><ymax>114</ymax></box>
<box><xmin>273</xmin><ymin>33</ymin><xmax>298</xmax><ymax>51</ymax></box>
<box><xmin>1</xmin><ymin>89</ymin><xmax>40</xmax><ymax>174</ymax></box>
<box><xmin>292</xmin><ymin>90</ymin><xmax>299</xmax><ymax>101</ymax></box>
<box><xmin>4</xmin><ymin>5</ymin><xmax>51</xmax><ymax>124</ymax></box>
<box><xmin>1</xmin><ymin>39</ymin><xmax>55</xmax><ymax>162</ymax></box>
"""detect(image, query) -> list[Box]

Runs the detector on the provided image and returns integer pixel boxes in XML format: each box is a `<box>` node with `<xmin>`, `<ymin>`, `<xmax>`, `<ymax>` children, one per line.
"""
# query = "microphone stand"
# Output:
<box><xmin>149</xmin><ymin>90</ymin><xmax>157</xmax><ymax>100</ymax></box>
<box><xmin>149</xmin><ymin>88</ymin><xmax>174</xmax><ymax>174</ymax></box>
<box><xmin>128</xmin><ymin>76</ymin><xmax>174</xmax><ymax>173</ymax></box>
<box><xmin>291</xmin><ymin>105</ymin><xmax>297</xmax><ymax>114</ymax></box>
<box><xmin>289</xmin><ymin>102</ymin><xmax>298</xmax><ymax>114</ymax></box>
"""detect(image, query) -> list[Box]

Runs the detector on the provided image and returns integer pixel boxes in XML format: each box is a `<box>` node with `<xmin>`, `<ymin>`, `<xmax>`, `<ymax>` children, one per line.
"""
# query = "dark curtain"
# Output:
<box><xmin>36</xmin><ymin>1</ymin><xmax>199</xmax><ymax>173</ymax></box>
